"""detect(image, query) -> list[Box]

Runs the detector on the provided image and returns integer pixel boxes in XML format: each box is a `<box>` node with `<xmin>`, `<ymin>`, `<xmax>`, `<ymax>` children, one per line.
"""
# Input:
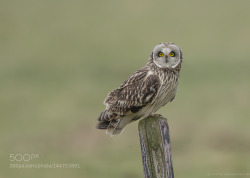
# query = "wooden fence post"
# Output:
<box><xmin>138</xmin><ymin>116</ymin><xmax>174</xmax><ymax>178</ymax></box>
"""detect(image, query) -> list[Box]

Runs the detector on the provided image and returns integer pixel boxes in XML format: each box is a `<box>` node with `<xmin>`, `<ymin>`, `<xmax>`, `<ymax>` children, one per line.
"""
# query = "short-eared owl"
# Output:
<box><xmin>97</xmin><ymin>42</ymin><xmax>183</xmax><ymax>135</ymax></box>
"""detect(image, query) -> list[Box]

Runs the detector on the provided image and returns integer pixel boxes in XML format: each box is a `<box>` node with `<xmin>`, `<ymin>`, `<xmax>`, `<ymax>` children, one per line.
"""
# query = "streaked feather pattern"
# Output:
<box><xmin>97</xmin><ymin>42</ymin><xmax>183</xmax><ymax>135</ymax></box>
<box><xmin>98</xmin><ymin>66</ymin><xmax>161</xmax><ymax>121</ymax></box>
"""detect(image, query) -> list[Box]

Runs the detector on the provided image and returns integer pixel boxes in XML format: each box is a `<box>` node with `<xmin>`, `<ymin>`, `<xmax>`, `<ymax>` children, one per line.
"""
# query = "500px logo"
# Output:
<box><xmin>10</xmin><ymin>154</ymin><xmax>39</xmax><ymax>162</ymax></box>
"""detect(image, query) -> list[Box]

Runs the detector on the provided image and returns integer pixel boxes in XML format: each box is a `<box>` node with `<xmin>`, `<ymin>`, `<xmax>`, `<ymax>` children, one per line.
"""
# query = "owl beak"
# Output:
<box><xmin>165</xmin><ymin>56</ymin><xmax>168</xmax><ymax>63</ymax></box>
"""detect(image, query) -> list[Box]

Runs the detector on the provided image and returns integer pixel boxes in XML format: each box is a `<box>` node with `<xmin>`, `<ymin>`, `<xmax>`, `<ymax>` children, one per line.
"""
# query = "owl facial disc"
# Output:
<box><xmin>152</xmin><ymin>43</ymin><xmax>182</xmax><ymax>69</ymax></box>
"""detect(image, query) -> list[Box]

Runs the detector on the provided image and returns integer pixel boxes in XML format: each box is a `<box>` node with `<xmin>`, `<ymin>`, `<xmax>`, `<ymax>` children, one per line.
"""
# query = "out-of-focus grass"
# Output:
<box><xmin>1</xmin><ymin>1</ymin><xmax>250</xmax><ymax>178</ymax></box>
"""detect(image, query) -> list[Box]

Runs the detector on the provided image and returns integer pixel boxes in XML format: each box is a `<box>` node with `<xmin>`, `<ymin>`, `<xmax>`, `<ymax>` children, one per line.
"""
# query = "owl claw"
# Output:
<box><xmin>149</xmin><ymin>114</ymin><xmax>163</xmax><ymax>118</ymax></box>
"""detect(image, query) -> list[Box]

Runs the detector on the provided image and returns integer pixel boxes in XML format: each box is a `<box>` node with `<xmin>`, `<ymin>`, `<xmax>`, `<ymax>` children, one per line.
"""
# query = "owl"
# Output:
<box><xmin>97</xmin><ymin>42</ymin><xmax>183</xmax><ymax>136</ymax></box>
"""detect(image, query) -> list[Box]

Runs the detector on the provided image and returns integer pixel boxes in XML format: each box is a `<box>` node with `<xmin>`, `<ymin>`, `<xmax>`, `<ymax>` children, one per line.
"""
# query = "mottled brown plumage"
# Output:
<box><xmin>97</xmin><ymin>42</ymin><xmax>183</xmax><ymax>135</ymax></box>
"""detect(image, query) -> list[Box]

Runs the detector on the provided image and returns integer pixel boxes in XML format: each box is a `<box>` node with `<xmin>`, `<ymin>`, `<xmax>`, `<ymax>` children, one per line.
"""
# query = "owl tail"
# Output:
<box><xmin>96</xmin><ymin>121</ymin><xmax>110</xmax><ymax>129</ymax></box>
<box><xmin>96</xmin><ymin>110</ymin><xmax>112</xmax><ymax>129</ymax></box>
<box><xmin>97</xmin><ymin>110</ymin><xmax>124</xmax><ymax>136</ymax></box>
<box><xmin>96</xmin><ymin>119</ymin><xmax>123</xmax><ymax>136</ymax></box>
<box><xmin>106</xmin><ymin>119</ymin><xmax>123</xmax><ymax>136</ymax></box>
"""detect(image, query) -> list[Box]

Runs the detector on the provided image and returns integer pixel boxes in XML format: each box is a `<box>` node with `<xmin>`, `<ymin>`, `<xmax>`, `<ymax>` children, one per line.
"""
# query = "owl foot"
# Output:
<box><xmin>149</xmin><ymin>114</ymin><xmax>163</xmax><ymax>118</ymax></box>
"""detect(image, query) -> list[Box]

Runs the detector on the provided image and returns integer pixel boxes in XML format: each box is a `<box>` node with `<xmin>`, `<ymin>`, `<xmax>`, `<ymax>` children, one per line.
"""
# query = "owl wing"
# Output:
<box><xmin>104</xmin><ymin>67</ymin><xmax>161</xmax><ymax>116</ymax></box>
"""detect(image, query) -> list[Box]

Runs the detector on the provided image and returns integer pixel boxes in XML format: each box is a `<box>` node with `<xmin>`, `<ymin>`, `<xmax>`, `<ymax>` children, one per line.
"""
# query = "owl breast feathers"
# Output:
<box><xmin>97</xmin><ymin>42</ymin><xmax>183</xmax><ymax>136</ymax></box>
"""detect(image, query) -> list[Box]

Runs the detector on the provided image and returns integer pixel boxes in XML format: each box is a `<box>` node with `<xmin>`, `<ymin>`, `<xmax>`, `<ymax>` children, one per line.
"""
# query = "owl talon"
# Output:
<box><xmin>149</xmin><ymin>114</ymin><xmax>162</xmax><ymax>118</ymax></box>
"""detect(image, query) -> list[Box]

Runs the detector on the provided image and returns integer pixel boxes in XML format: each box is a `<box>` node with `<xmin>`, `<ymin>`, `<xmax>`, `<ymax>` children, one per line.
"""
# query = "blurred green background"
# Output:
<box><xmin>1</xmin><ymin>0</ymin><xmax>250</xmax><ymax>178</ymax></box>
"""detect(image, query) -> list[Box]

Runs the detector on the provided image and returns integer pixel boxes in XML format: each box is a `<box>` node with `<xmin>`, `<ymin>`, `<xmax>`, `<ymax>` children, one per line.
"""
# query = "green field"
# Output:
<box><xmin>1</xmin><ymin>1</ymin><xmax>250</xmax><ymax>178</ymax></box>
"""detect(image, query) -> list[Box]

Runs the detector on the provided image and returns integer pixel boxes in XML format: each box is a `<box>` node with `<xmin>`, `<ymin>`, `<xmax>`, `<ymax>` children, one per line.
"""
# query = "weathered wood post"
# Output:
<box><xmin>138</xmin><ymin>116</ymin><xmax>174</xmax><ymax>178</ymax></box>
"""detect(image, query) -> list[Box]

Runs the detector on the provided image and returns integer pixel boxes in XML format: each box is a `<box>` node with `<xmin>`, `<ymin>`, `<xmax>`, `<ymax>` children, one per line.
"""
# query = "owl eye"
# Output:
<box><xmin>169</xmin><ymin>51</ymin><xmax>175</xmax><ymax>57</ymax></box>
<box><xmin>158</xmin><ymin>52</ymin><xmax>164</xmax><ymax>57</ymax></box>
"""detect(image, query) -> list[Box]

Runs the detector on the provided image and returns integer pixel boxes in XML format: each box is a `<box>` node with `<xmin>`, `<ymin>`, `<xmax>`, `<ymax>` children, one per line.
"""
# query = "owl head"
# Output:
<box><xmin>151</xmin><ymin>42</ymin><xmax>182</xmax><ymax>69</ymax></box>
